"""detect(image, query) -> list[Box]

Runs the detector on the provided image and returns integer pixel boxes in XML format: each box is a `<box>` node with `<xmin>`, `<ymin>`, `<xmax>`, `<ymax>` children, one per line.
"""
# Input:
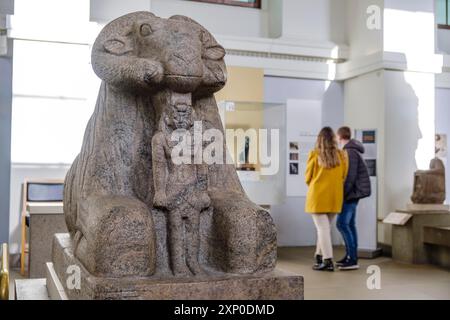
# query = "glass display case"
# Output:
<box><xmin>218</xmin><ymin>101</ymin><xmax>286</xmax><ymax>206</ymax></box>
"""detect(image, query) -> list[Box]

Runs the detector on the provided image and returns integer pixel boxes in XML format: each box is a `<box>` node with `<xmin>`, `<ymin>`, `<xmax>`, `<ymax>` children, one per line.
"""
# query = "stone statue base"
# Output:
<box><xmin>51</xmin><ymin>234</ymin><xmax>303</xmax><ymax>300</ymax></box>
<box><xmin>406</xmin><ymin>203</ymin><xmax>450</xmax><ymax>212</ymax></box>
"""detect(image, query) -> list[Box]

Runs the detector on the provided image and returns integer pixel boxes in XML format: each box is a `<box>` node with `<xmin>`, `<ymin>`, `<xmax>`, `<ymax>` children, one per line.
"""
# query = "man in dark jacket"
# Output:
<box><xmin>336</xmin><ymin>127</ymin><xmax>371</xmax><ymax>270</ymax></box>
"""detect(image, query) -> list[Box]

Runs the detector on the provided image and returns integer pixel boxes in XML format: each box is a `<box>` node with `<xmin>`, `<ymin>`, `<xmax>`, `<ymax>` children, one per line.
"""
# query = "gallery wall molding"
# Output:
<box><xmin>436</xmin><ymin>72</ymin><xmax>450</xmax><ymax>89</ymax></box>
<box><xmin>219</xmin><ymin>35</ymin><xmax>347</xmax><ymax>81</ymax></box>
<box><xmin>216</xmin><ymin>35</ymin><xmax>349</xmax><ymax>61</ymax></box>
<box><xmin>10</xmin><ymin>163</ymin><xmax>72</xmax><ymax>169</ymax></box>
<box><xmin>225</xmin><ymin>49</ymin><xmax>333</xmax><ymax>64</ymax></box>
<box><xmin>226</xmin><ymin>47</ymin><xmax>446</xmax><ymax>84</ymax></box>
<box><xmin>437</xmin><ymin>55</ymin><xmax>450</xmax><ymax>88</ymax></box>
<box><xmin>218</xmin><ymin>35</ymin><xmax>445</xmax><ymax>82</ymax></box>
<box><xmin>335</xmin><ymin>52</ymin><xmax>385</xmax><ymax>81</ymax></box>
<box><xmin>224</xmin><ymin>53</ymin><xmax>336</xmax><ymax>81</ymax></box>
<box><xmin>442</xmin><ymin>54</ymin><xmax>450</xmax><ymax>72</ymax></box>
<box><xmin>337</xmin><ymin>51</ymin><xmax>444</xmax><ymax>80</ymax></box>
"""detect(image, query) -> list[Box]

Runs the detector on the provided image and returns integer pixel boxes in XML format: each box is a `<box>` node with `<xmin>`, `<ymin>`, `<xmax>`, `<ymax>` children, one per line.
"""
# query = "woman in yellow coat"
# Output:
<box><xmin>305</xmin><ymin>127</ymin><xmax>348</xmax><ymax>271</ymax></box>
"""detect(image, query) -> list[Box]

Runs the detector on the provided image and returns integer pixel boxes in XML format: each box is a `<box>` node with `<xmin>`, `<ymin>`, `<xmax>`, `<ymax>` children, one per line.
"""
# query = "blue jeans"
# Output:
<box><xmin>336</xmin><ymin>200</ymin><xmax>359</xmax><ymax>262</ymax></box>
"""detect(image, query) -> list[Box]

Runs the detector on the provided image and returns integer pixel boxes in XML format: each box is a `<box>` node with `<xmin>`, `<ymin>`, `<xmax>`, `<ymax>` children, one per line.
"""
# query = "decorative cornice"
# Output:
<box><xmin>224</xmin><ymin>53</ymin><xmax>336</xmax><ymax>80</ymax></box>
<box><xmin>225</xmin><ymin>49</ymin><xmax>338</xmax><ymax>63</ymax></box>
<box><xmin>436</xmin><ymin>71</ymin><xmax>450</xmax><ymax>88</ymax></box>
<box><xmin>224</xmin><ymin>36</ymin><xmax>445</xmax><ymax>82</ymax></box>
<box><xmin>443</xmin><ymin>55</ymin><xmax>450</xmax><ymax>72</ymax></box>
<box><xmin>215</xmin><ymin>34</ymin><xmax>349</xmax><ymax>61</ymax></box>
<box><xmin>337</xmin><ymin>52</ymin><xmax>444</xmax><ymax>80</ymax></box>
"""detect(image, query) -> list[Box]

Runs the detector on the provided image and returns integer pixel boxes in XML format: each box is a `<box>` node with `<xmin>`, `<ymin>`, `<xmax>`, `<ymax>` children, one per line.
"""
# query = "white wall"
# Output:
<box><xmin>90</xmin><ymin>0</ymin><xmax>349</xmax><ymax>45</ymax></box>
<box><xmin>8</xmin><ymin>163</ymin><xmax>70</xmax><ymax>254</ymax></box>
<box><xmin>344</xmin><ymin>71</ymin><xmax>386</xmax><ymax>242</ymax></box>
<box><xmin>264</xmin><ymin>76</ymin><xmax>344</xmax><ymax>246</ymax></box>
<box><xmin>384</xmin><ymin>0</ymin><xmax>436</xmax><ymax>70</ymax></box>
<box><xmin>0</xmin><ymin>39</ymin><xmax>13</xmax><ymax>244</ymax></box>
<box><xmin>437</xmin><ymin>29</ymin><xmax>450</xmax><ymax>54</ymax></box>
<box><xmin>384</xmin><ymin>70</ymin><xmax>435</xmax><ymax>207</ymax></box>
<box><xmin>344</xmin><ymin>69</ymin><xmax>437</xmax><ymax>245</ymax></box>
<box><xmin>436</xmin><ymin>88</ymin><xmax>450</xmax><ymax>204</ymax></box>
<box><xmin>0</xmin><ymin>0</ymin><xmax>14</xmax><ymax>14</ymax></box>
<box><xmin>91</xmin><ymin>0</ymin><xmax>270</xmax><ymax>38</ymax></box>
<box><xmin>344</xmin><ymin>0</ymin><xmax>439</xmax><ymax>248</ymax></box>
<box><xmin>267</xmin><ymin>0</ymin><xmax>282</xmax><ymax>38</ymax></box>
<box><xmin>150</xmin><ymin>0</ymin><xmax>269</xmax><ymax>37</ymax></box>
<box><xmin>346</xmin><ymin>0</ymin><xmax>383</xmax><ymax>59</ymax></box>
<box><xmin>280</xmin><ymin>0</ymin><xmax>347</xmax><ymax>44</ymax></box>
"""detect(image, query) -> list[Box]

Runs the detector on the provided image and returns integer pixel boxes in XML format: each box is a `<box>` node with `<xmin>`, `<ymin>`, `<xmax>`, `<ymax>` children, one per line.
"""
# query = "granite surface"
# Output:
<box><xmin>63</xmin><ymin>11</ymin><xmax>277</xmax><ymax>278</ymax></box>
<box><xmin>405</xmin><ymin>203</ymin><xmax>450</xmax><ymax>212</ymax></box>
<box><xmin>52</xmin><ymin>234</ymin><xmax>303</xmax><ymax>300</ymax></box>
<box><xmin>29</xmin><ymin>213</ymin><xmax>67</xmax><ymax>278</ymax></box>
<box><xmin>411</xmin><ymin>158</ymin><xmax>446</xmax><ymax>204</ymax></box>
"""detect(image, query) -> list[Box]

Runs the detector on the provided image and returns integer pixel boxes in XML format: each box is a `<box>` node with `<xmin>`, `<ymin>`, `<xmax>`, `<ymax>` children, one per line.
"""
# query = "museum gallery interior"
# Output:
<box><xmin>0</xmin><ymin>0</ymin><xmax>449</xmax><ymax>302</ymax></box>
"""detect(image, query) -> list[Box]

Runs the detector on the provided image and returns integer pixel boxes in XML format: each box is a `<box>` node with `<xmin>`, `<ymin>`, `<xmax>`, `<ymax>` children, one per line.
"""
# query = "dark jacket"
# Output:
<box><xmin>344</xmin><ymin>139</ymin><xmax>371</xmax><ymax>201</ymax></box>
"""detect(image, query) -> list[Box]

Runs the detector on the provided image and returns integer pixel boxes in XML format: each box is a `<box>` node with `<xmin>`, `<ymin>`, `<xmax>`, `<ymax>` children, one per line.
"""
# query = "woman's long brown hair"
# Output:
<box><xmin>316</xmin><ymin>127</ymin><xmax>341</xmax><ymax>169</ymax></box>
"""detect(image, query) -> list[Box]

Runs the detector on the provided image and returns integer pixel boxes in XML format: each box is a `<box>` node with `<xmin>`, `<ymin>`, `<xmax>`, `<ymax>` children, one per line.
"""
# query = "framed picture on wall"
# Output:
<box><xmin>289</xmin><ymin>163</ymin><xmax>299</xmax><ymax>175</ymax></box>
<box><xmin>289</xmin><ymin>153</ymin><xmax>299</xmax><ymax>161</ymax></box>
<box><xmin>362</xmin><ymin>130</ymin><xmax>376</xmax><ymax>144</ymax></box>
<box><xmin>289</xmin><ymin>142</ymin><xmax>299</xmax><ymax>151</ymax></box>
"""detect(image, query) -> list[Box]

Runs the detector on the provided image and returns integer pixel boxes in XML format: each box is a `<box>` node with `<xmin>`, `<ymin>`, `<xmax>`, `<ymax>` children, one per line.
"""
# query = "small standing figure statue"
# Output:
<box><xmin>152</xmin><ymin>91</ymin><xmax>210</xmax><ymax>277</ymax></box>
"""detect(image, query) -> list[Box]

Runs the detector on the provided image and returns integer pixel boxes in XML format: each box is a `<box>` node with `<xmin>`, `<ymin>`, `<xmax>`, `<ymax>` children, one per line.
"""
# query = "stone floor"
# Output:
<box><xmin>8</xmin><ymin>246</ymin><xmax>450</xmax><ymax>300</ymax></box>
<box><xmin>277</xmin><ymin>246</ymin><xmax>450</xmax><ymax>300</ymax></box>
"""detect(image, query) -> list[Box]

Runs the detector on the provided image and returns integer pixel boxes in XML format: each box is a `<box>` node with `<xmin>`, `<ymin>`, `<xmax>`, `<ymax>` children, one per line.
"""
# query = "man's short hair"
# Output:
<box><xmin>337</xmin><ymin>126</ymin><xmax>352</xmax><ymax>140</ymax></box>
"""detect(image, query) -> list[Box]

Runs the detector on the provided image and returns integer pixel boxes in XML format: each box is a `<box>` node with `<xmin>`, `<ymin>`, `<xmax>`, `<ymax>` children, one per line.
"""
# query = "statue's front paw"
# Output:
<box><xmin>138</xmin><ymin>59</ymin><xmax>164</xmax><ymax>85</ymax></box>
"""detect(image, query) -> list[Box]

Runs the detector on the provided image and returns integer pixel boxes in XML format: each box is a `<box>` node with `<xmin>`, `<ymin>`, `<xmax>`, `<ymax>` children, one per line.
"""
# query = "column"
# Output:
<box><xmin>0</xmin><ymin>1</ymin><xmax>13</xmax><ymax>244</ymax></box>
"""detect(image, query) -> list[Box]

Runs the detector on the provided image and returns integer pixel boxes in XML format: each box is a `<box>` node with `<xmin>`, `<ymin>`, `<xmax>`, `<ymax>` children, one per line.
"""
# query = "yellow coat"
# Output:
<box><xmin>305</xmin><ymin>149</ymin><xmax>348</xmax><ymax>214</ymax></box>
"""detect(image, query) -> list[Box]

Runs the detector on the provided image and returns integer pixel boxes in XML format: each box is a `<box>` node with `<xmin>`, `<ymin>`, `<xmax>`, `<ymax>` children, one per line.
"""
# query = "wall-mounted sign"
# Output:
<box><xmin>355</xmin><ymin>129</ymin><xmax>377</xmax><ymax>176</ymax></box>
<box><xmin>362</xmin><ymin>130</ymin><xmax>376</xmax><ymax>144</ymax></box>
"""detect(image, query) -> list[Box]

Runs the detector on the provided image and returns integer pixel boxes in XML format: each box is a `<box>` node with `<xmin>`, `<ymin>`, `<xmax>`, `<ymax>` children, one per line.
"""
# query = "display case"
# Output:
<box><xmin>218</xmin><ymin>101</ymin><xmax>286</xmax><ymax>206</ymax></box>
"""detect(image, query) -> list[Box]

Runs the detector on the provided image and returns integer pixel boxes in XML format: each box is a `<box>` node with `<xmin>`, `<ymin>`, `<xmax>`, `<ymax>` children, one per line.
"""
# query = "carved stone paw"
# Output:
<box><xmin>138</xmin><ymin>59</ymin><xmax>163</xmax><ymax>85</ymax></box>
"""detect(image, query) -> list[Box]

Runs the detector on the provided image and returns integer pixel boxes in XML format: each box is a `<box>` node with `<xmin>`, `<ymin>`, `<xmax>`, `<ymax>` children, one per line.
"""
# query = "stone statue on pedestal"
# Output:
<box><xmin>52</xmin><ymin>11</ymin><xmax>302</xmax><ymax>299</ymax></box>
<box><xmin>411</xmin><ymin>158</ymin><xmax>446</xmax><ymax>204</ymax></box>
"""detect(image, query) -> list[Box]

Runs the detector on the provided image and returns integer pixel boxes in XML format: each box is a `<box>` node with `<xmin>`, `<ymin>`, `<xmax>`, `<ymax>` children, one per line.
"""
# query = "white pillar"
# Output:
<box><xmin>279</xmin><ymin>0</ymin><xmax>344</xmax><ymax>42</ymax></box>
<box><xmin>0</xmin><ymin>45</ymin><xmax>12</xmax><ymax>244</ymax></box>
<box><xmin>344</xmin><ymin>0</ymin><xmax>440</xmax><ymax>245</ymax></box>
